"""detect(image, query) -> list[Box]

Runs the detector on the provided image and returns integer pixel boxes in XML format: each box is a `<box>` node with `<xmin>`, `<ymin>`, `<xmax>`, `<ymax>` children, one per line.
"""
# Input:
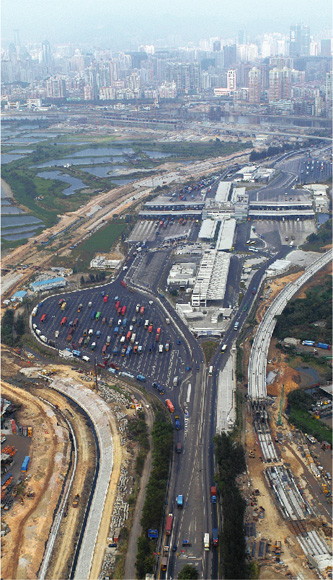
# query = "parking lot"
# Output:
<box><xmin>32</xmin><ymin>281</ymin><xmax>189</xmax><ymax>391</ymax></box>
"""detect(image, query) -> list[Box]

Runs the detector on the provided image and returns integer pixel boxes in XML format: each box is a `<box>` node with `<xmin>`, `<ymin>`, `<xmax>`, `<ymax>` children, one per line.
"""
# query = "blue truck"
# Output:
<box><xmin>212</xmin><ymin>528</ymin><xmax>219</xmax><ymax>547</ymax></box>
<box><xmin>114</xmin><ymin>326</ymin><xmax>119</xmax><ymax>335</ymax></box>
<box><xmin>122</xmin><ymin>318</ymin><xmax>128</xmax><ymax>327</ymax></box>
<box><xmin>302</xmin><ymin>340</ymin><xmax>315</xmax><ymax>346</ymax></box>
<box><xmin>136</xmin><ymin>374</ymin><xmax>146</xmax><ymax>382</ymax></box>
<box><xmin>317</xmin><ymin>342</ymin><xmax>331</xmax><ymax>350</ymax></box>
<box><xmin>175</xmin><ymin>415</ymin><xmax>181</xmax><ymax>430</ymax></box>
<box><xmin>177</xmin><ymin>494</ymin><xmax>184</xmax><ymax>508</ymax></box>
<box><xmin>21</xmin><ymin>456</ymin><xmax>30</xmax><ymax>473</ymax></box>
<box><xmin>72</xmin><ymin>350</ymin><xmax>82</xmax><ymax>357</ymax></box>
<box><xmin>152</xmin><ymin>381</ymin><xmax>164</xmax><ymax>394</ymax></box>
<box><xmin>126</xmin><ymin>346</ymin><xmax>132</xmax><ymax>356</ymax></box>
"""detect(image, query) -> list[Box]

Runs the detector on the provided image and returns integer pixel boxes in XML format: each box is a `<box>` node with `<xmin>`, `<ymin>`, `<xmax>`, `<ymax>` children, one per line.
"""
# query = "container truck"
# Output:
<box><xmin>166</xmin><ymin>399</ymin><xmax>174</xmax><ymax>413</ymax></box>
<box><xmin>121</xmin><ymin>280</ymin><xmax>127</xmax><ymax>288</ymax></box>
<box><xmin>61</xmin><ymin>302</ymin><xmax>67</xmax><ymax>310</ymax></box>
<box><xmin>177</xmin><ymin>494</ymin><xmax>184</xmax><ymax>508</ymax></box>
<box><xmin>166</xmin><ymin>513</ymin><xmax>173</xmax><ymax>535</ymax></box>
<box><xmin>126</xmin><ymin>346</ymin><xmax>132</xmax><ymax>356</ymax></box>
<box><xmin>115</xmin><ymin>300</ymin><xmax>120</xmax><ymax>310</ymax></box>
<box><xmin>136</xmin><ymin>374</ymin><xmax>146</xmax><ymax>382</ymax></box>
<box><xmin>212</xmin><ymin>529</ymin><xmax>219</xmax><ymax>547</ymax></box>
<box><xmin>126</xmin><ymin>331</ymin><xmax>132</xmax><ymax>341</ymax></box>
<box><xmin>72</xmin><ymin>350</ymin><xmax>81</xmax><ymax>358</ymax></box>
<box><xmin>211</xmin><ymin>486</ymin><xmax>217</xmax><ymax>503</ymax></box>
<box><xmin>121</xmin><ymin>306</ymin><xmax>126</xmax><ymax>316</ymax></box>
<box><xmin>161</xmin><ymin>557</ymin><xmax>168</xmax><ymax>572</ymax></box>
<box><xmin>317</xmin><ymin>342</ymin><xmax>331</xmax><ymax>350</ymax></box>
<box><xmin>114</xmin><ymin>326</ymin><xmax>119</xmax><ymax>335</ymax></box>
<box><xmin>40</xmin><ymin>314</ymin><xmax>46</xmax><ymax>323</ymax></box>
<box><xmin>153</xmin><ymin>382</ymin><xmax>164</xmax><ymax>394</ymax></box>
<box><xmin>131</xmin><ymin>333</ymin><xmax>136</xmax><ymax>344</ymax></box>
<box><xmin>302</xmin><ymin>340</ymin><xmax>315</xmax><ymax>346</ymax></box>
<box><xmin>204</xmin><ymin>533</ymin><xmax>210</xmax><ymax>550</ymax></box>
<box><xmin>21</xmin><ymin>456</ymin><xmax>30</xmax><ymax>473</ymax></box>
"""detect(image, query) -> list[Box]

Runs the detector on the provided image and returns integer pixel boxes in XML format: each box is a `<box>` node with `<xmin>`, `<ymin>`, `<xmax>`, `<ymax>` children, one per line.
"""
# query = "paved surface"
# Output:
<box><xmin>216</xmin><ymin>350</ymin><xmax>236</xmax><ymax>432</ymax></box>
<box><xmin>50</xmin><ymin>377</ymin><xmax>114</xmax><ymax>580</ymax></box>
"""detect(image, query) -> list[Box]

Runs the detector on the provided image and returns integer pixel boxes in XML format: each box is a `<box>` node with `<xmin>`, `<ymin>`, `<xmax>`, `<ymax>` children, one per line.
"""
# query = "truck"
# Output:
<box><xmin>61</xmin><ymin>302</ymin><xmax>67</xmax><ymax>310</ymax></box>
<box><xmin>211</xmin><ymin>486</ymin><xmax>217</xmax><ymax>504</ymax></box>
<box><xmin>121</xmin><ymin>280</ymin><xmax>127</xmax><ymax>288</ymax></box>
<box><xmin>173</xmin><ymin>376</ymin><xmax>178</xmax><ymax>387</ymax></box>
<box><xmin>177</xmin><ymin>494</ymin><xmax>184</xmax><ymax>508</ymax></box>
<box><xmin>102</xmin><ymin>344</ymin><xmax>107</xmax><ymax>356</ymax></box>
<box><xmin>317</xmin><ymin>342</ymin><xmax>331</xmax><ymax>350</ymax></box>
<box><xmin>126</xmin><ymin>346</ymin><xmax>132</xmax><ymax>356</ymax></box>
<box><xmin>166</xmin><ymin>399</ymin><xmax>174</xmax><ymax>413</ymax></box>
<box><xmin>165</xmin><ymin>341</ymin><xmax>170</xmax><ymax>352</ymax></box>
<box><xmin>122</xmin><ymin>318</ymin><xmax>128</xmax><ymax>327</ymax></box>
<box><xmin>204</xmin><ymin>533</ymin><xmax>210</xmax><ymax>550</ymax></box>
<box><xmin>40</xmin><ymin>314</ymin><xmax>46</xmax><ymax>323</ymax></box>
<box><xmin>21</xmin><ymin>456</ymin><xmax>30</xmax><ymax>473</ymax></box>
<box><xmin>114</xmin><ymin>326</ymin><xmax>119</xmax><ymax>335</ymax></box>
<box><xmin>72</xmin><ymin>350</ymin><xmax>81</xmax><ymax>358</ymax></box>
<box><xmin>61</xmin><ymin>317</ymin><xmax>67</xmax><ymax>326</ymax></box>
<box><xmin>95</xmin><ymin>311</ymin><xmax>101</xmax><ymax>321</ymax></box>
<box><xmin>152</xmin><ymin>382</ymin><xmax>164</xmax><ymax>394</ymax></box>
<box><xmin>212</xmin><ymin>528</ymin><xmax>219</xmax><ymax>547</ymax></box>
<box><xmin>121</xmin><ymin>306</ymin><xmax>126</xmax><ymax>316</ymax></box>
<box><xmin>131</xmin><ymin>333</ymin><xmax>136</xmax><ymax>344</ymax></box>
<box><xmin>302</xmin><ymin>340</ymin><xmax>315</xmax><ymax>346</ymax></box>
<box><xmin>208</xmin><ymin>366</ymin><xmax>213</xmax><ymax>377</ymax></box>
<box><xmin>234</xmin><ymin>321</ymin><xmax>239</xmax><ymax>331</ymax></box>
<box><xmin>166</xmin><ymin>513</ymin><xmax>173</xmax><ymax>535</ymax></box>
<box><xmin>161</xmin><ymin>557</ymin><xmax>168</xmax><ymax>572</ymax></box>
<box><xmin>136</xmin><ymin>374</ymin><xmax>146</xmax><ymax>382</ymax></box>
<box><xmin>72</xmin><ymin>494</ymin><xmax>80</xmax><ymax>508</ymax></box>
<box><xmin>175</xmin><ymin>415</ymin><xmax>181</xmax><ymax>430</ymax></box>
<box><xmin>126</xmin><ymin>331</ymin><xmax>132</xmax><ymax>341</ymax></box>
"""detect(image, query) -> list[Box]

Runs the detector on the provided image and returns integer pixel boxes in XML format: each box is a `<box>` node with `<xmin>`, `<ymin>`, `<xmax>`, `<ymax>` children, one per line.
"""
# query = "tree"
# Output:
<box><xmin>80</xmin><ymin>276</ymin><xmax>85</xmax><ymax>286</ymax></box>
<box><xmin>178</xmin><ymin>564</ymin><xmax>199</xmax><ymax>579</ymax></box>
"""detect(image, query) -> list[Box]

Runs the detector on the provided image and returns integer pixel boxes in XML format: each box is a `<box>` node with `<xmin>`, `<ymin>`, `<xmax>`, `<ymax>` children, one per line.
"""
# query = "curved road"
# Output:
<box><xmin>248</xmin><ymin>248</ymin><xmax>332</xmax><ymax>400</ymax></box>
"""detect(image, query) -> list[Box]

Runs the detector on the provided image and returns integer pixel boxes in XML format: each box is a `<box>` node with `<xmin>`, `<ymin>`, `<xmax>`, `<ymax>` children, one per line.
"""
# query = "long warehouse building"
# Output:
<box><xmin>192</xmin><ymin>250</ymin><xmax>231</xmax><ymax>307</ymax></box>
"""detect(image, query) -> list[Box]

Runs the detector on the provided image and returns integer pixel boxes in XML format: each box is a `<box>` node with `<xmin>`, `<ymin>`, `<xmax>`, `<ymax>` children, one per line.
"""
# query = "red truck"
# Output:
<box><xmin>115</xmin><ymin>300</ymin><xmax>120</xmax><ymax>310</ymax></box>
<box><xmin>40</xmin><ymin>314</ymin><xmax>46</xmax><ymax>323</ymax></box>
<box><xmin>166</xmin><ymin>399</ymin><xmax>175</xmax><ymax>413</ymax></box>
<box><xmin>166</xmin><ymin>513</ymin><xmax>173</xmax><ymax>536</ymax></box>
<box><xmin>61</xmin><ymin>317</ymin><xmax>67</xmax><ymax>326</ymax></box>
<box><xmin>211</xmin><ymin>486</ymin><xmax>217</xmax><ymax>504</ymax></box>
<box><xmin>121</xmin><ymin>305</ymin><xmax>126</xmax><ymax>315</ymax></box>
<box><xmin>121</xmin><ymin>280</ymin><xmax>127</xmax><ymax>288</ymax></box>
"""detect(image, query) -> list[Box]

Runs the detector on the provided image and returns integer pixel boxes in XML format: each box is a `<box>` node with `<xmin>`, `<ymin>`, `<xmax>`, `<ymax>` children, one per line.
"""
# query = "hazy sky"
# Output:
<box><xmin>2</xmin><ymin>0</ymin><xmax>332</xmax><ymax>48</ymax></box>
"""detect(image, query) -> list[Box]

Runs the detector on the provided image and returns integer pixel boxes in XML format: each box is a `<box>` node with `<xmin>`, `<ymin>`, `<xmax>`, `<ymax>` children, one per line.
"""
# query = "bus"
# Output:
<box><xmin>204</xmin><ymin>533</ymin><xmax>210</xmax><ymax>551</ymax></box>
<box><xmin>208</xmin><ymin>366</ymin><xmax>213</xmax><ymax>377</ymax></box>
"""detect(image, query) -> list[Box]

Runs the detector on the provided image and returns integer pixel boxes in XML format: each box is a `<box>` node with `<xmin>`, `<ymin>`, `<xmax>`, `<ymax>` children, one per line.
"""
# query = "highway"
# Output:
<box><xmin>248</xmin><ymin>248</ymin><xmax>333</xmax><ymax>400</ymax></box>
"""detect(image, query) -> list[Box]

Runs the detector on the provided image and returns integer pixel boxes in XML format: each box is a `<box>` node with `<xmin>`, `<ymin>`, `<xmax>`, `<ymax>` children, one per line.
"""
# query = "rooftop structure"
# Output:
<box><xmin>215</xmin><ymin>181</ymin><xmax>232</xmax><ymax>204</ymax></box>
<box><xmin>198</xmin><ymin>219</ymin><xmax>218</xmax><ymax>240</ymax></box>
<box><xmin>30</xmin><ymin>277</ymin><xmax>66</xmax><ymax>293</ymax></box>
<box><xmin>90</xmin><ymin>256</ymin><xmax>121</xmax><ymax>269</ymax></box>
<box><xmin>11</xmin><ymin>290</ymin><xmax>27</xmax><ymax>302</ymax></box>
<box><xmin>192</xmin><ymin>250</ymin><xmax>231</xmax><ymax>307</ymax></box>
<box><xmin>216</xmin><ymin>218</ymin><xmax>236</xmax><ymax>251</ymax></box>
<box><xmin>167</xmin><ymin>263</ymin><xmax>196</xmax><ymax>288</ymax></box>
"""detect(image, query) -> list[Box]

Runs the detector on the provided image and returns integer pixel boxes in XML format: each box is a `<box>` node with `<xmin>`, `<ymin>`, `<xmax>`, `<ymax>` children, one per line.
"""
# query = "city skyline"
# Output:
<box><xmin>2</xmin><ymin>0</ymin><xmax>332</xmax><ymax>48</ymax></box>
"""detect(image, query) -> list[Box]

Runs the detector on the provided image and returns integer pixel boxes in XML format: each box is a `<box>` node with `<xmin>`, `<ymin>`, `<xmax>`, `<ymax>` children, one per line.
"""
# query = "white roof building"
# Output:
<box><xmin>215</xmin><ymin>182</ymin><xmax>232</xmax><ymax>204</ymax></box>
<box><xmin>216</xmin><ymin>218</ymin><xmax>236</xmax><ymax>251</ymax></box>
<box><xmin>198</xmin><ymin>219</ymin><xmax>218</xmax><ymax>240</ymax></box>
<box><xmin>192</xmin><ymin>250</ymin><xmax>231</xmax><ymax>307</ymax></box>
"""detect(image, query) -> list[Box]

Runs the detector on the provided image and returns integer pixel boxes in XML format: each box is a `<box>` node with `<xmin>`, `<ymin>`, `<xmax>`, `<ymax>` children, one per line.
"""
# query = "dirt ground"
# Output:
<box><xmin>1</xmin><ymin>381</ymin><xmax>70</xmax><ymax>580</ymax></box>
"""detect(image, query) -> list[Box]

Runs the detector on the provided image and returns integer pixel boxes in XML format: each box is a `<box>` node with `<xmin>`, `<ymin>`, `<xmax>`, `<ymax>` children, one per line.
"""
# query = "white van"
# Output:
<box><xmin>82</xmin><ymin>355</ymin><xmax>90</xmax><ymax>362</ymax></box>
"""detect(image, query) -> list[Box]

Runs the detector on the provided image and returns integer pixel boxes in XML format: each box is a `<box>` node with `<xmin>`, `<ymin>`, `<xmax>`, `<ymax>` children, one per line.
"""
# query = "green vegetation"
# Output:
<box><xmin>236</xmin><ymin>346</ymin><xmax>245</xmax><ymax>382</ymax></box>
<box><xmin>178</xmin><ymin>564</ymin><xmax>200</xmax><ymax>579</ymax></box>
<box><xmin>128</xmin><ymin>411</ymin><xmax>150</xmax><ymax>477</ymax></box>
<box><xmin>135</xmin><ymin>410</ymin><xmax>173</xmax><ymax>579</ymax></box>
<box><xmin>1</xmin><ymin>310</ymin><xmax>26</xmax><ymax>347</ymax></box>
<box><xmin>302</xmin><ymin>219</ymin><xmax>332</xmax><ymax>252</ymax></box>
<box><xmin>50</xmin><ymin>220</ymin><xmax>127</xmax><ymax>273</ymax></box>
<box><xmin>250</xmin><ymin>140</ymin><xmax>313</xmax><ymax>162</ymax></box>
<box><xmin>274</xmin><ymin>275</ymin><xmax>332</xmax><ymax>344</ymax></box>
<box><xmin>214</xmin><ymin>432</ymin><xmax>247</xmax><ymax>580</ymax></box>
<box><xmin>130</xmin><ymin>139</ymin><xmax>250</xmax><ymax>160</ymax></box>
<box><xmin>287</xmin><ymin>389</ymin><xmax>332</xmax><ymax>444</ymax></box>
<box><xmin>201</xmin><ymin>340</ymin><xmax>218</xmax><ymax>364</ymax></box>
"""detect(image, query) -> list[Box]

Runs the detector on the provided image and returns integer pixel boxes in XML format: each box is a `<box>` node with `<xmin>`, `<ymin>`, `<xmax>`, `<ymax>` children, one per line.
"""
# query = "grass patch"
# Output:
<box><xmin>201</xmin><ymin>340</ymin><xmax>218</xmax><ymax>365</ymax></box>
<box><xmin>50</xmin><ymin>220</ymin><xmax>127</xmax><ymax>272</ymax></box>
<box><xmin>287</xmin><ymin>389</ymin><xmax>333</xmax><ymax>444</ymax></box>
<box><xmin>301</xmin><ymin>219</ymin><xmax>332</xmax><ymax>252</ymax></box>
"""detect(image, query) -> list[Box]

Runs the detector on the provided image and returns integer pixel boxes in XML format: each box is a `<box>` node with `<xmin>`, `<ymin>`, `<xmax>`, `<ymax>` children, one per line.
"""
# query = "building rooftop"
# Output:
<box><xmin>198</xmin><ymin>219</ymin><xmax>218</xmax><ymax>240</ymax></box>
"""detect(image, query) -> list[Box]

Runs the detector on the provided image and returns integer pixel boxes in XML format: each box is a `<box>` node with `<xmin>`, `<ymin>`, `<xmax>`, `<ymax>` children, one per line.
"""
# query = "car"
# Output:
<box><xmin>176</xmin><ymin>339</ymin><xmax>181</xmax><ymax>345</ymax></box>
<box><xmin>172</xmin><ymin>545</ymin><xmax>177</xmax><ymax>552</ymax></box>
<box><xmin>196</xmin><ymin>364</ymin><xmax>200</xmax><ymax>370</ymax></box>
<box><xmin>55</xmin><ymin>330</ymin><xmax>59</xmax><ymax>338</ymax></box>
<box><xmin>243</xmin><ymin>304</ymin><xmax>248</xmax><ymax>311</ymax></box>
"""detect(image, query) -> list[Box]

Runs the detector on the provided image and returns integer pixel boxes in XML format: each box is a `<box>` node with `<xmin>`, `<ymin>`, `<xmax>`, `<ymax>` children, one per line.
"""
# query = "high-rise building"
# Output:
<box><xmin>289</xmin><ymin>24</ymin><xmax>310</xmax><ymax>57</ymax></box>
<box><xmin>248</xmin><ymin>67</ymin><xmax>261</xmax><ymax>104</ymax></box>
<box><xmin>41</xmin><ymin>40</ymin><xmax>52</xmax><ymax>64</ymax></box>
<box><xmin>268</xmin><ymin>68</ymin><xmax>281</xmax><ymax>102</ymax></box>
<box><xmin>223</xmin><ymin>44</ymin><xmax>237</xmax><ymax>68</ymax></box>
<box><xmin>280</xmin><ymin>67</ymin><xmax>291</xmax><ymax>99</ymax></box>
<box><xmin>227</xmin><ymin>69</ymin><xmax>237</xmax><ymax>91</ymax></box>
<box><xmin>321</xmin><ymin>39</ymin><xmax>332</xmax><ymax>58</ymax></box>
<box><xmin>326</xmin><ymin>72</ymin><xmax>332</xmax><ymax>116</ymax></box>
<box><xmin>213</xmin><ymin>40</ymin><xmax>221</xmax><ymax>52</ymax></box>
<box><xmin>238</xmin><ymin>30</ymin><xmax>247</xmax><ymax>45</ymax></box>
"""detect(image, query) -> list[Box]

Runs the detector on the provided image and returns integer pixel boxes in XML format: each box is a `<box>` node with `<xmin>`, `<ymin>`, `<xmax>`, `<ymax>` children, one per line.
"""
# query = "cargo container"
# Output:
<box><xmin>166</xmin><ymin>399</ymin><xmax>175</xmax><ymax>413</ymax></box>
<box><xmin>204</xmin><ymin>533</ymin><xmax>210</xmax><ymax>550</ymax></box>
<box><xmin>153</xmin><ymin>382</ymin><xmax>164</xmax><ymax>394</ymax></box>
<box><xmin>211</xmin><ymin>486</ymin><xmax>217</xmax><ymax>504</ymax></box>
<box><xmin>212</xmin><ymin>529</ymin><xmax>218</xmax><ymax>547</ymax></box>
<box><xmin>166</xmin><ymin>513</ymin><xmax>173</xmax><ymax>535</ymax></box>
<box><xmin>21</xmin><ymin>456</ymin><xmax>30</xmax><ymax>473</ymax></box>
<box><xmin>317</xmin><ymin>342</ymin><xmax>331</xmax><ymax>350</ymax></box>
